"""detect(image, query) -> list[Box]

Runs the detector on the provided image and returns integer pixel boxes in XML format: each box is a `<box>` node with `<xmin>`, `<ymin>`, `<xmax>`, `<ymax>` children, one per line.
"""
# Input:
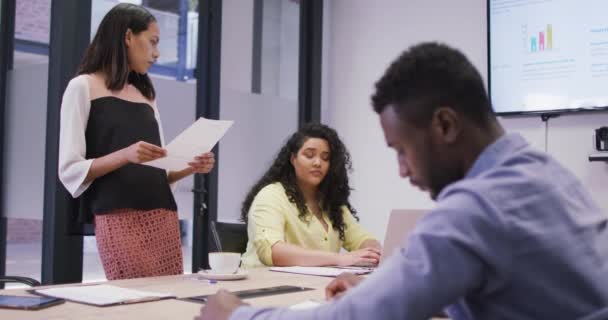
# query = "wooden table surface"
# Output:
<box><xmin>0</xmin><ymin>268</ymin><xmax>333</xmax><ymax>320</ymax></box>
<box><xmin>0</xmin><ymin>268</ymin><xmax>447</xmax><ymax>320</ymax></box>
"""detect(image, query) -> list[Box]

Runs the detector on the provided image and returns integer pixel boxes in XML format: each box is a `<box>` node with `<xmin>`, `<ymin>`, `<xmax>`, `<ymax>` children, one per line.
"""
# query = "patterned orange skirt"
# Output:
<box><xmin>95</xmin><ymin>208</ymin><xmax>183</xmax><ymax>280</ymax></box>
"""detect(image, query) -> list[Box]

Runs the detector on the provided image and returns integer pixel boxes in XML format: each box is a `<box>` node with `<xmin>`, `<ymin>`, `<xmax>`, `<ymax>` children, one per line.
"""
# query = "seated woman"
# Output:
<box><xmin>240</xmin><ymin>123</ymin><xmax>381</xmax><ymax>268</ymax></box>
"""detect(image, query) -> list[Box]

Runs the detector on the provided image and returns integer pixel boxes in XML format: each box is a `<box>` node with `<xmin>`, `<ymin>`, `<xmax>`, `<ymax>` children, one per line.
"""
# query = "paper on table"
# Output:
<box><xmin>269</xmin><ymin>266</ymin><xmax>372</xmax><ymax>277</ymax></box>
<box><xmin>144</xmin><ymin>117</ymin><xmax>234</xmax><ymax>171</ymax></box>
<box><xmin>34</xmin><ymin>284</ymin><xmax>175</xmax><ymax>306</ymax></box>
<box><xmin>289</xmin><ymin>299</ymin><xmax>324</xmax><ymax>310</ymax></box>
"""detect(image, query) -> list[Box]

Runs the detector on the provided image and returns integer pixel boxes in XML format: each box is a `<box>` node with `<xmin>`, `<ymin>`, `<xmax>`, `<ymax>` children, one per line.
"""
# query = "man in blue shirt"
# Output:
<box><xmin>196</xmin><ymin>43</ymin><xmax>608</xmax><ymax>320</ymax></box>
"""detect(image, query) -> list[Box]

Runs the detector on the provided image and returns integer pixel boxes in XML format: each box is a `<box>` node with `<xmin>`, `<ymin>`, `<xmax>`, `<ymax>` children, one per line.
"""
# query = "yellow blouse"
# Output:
<box><xmin>241</xmin><ymin>182</ymin><xmax>377</xmax><ymax>268</ymax></box>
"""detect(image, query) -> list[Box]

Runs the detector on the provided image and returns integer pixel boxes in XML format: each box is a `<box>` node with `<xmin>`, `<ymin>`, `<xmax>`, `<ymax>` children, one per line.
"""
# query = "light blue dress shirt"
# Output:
<box><xmin>230</xmin><ymin>133</ymin><xmax>608</xmax><ymax>320</ymax></box>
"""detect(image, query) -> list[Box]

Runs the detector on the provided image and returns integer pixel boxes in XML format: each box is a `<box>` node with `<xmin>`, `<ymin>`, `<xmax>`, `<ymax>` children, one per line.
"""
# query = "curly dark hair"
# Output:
<box><xmin>371</xmin><ymin>42</ymin><xmax>495</xmax><ymax>128</ymax></box>
<box><xmin>241</xmin><ymin>123</ymin><xmax>357</xmax><ymax>241</ymax></box>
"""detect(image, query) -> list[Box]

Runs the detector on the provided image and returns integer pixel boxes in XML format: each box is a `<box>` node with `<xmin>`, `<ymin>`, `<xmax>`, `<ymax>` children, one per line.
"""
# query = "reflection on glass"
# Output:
<box><xmin>218</xmin><ymin>0</ymin><xmax>300</xmax><ymax>225</ymax></box>
<box><xmin>15</xmin><ymin>0</ymin><xmax>50</xmax><ymax>43</ymax></box>
<box><xmin>13</xmin><ymin>0</ymin><xmax>50</xmax><ymax>67</ymax></box>
<box><xmin>92</xmin><ymin>0</ymin><xmax>198</xmax><ymax>80</ymax></box>
<box><xmin>259</xmin><ymin>0</ymin><xmax>299</xmax><ymax>100</ymax></box>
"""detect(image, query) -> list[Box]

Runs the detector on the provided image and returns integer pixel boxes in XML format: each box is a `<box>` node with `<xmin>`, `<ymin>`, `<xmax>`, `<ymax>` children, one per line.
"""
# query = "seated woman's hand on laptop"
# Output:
<box><xmin>325</xmin><ymin>273</ymin><xmax>364</xmax><ymax>300</ymax></box>
<box><xmin>336</xmin><ymin>247</ymin><xmax>381</xmax><ymax>267</ymax></box>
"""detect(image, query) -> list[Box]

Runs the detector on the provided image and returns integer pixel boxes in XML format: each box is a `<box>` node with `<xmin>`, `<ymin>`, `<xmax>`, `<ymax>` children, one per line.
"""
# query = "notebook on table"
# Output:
<box><xmin>33</xmin><ymin>284</ymin><xmax>175</xmax><ymax>307</ymax></box>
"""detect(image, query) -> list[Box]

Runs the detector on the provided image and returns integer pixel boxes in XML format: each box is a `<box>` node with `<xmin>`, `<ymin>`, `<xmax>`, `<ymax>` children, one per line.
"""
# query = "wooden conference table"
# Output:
<box><xmin>0</xmin><ymin>268</ymin><xmax>446</xmax><ymax>320</ymax></box>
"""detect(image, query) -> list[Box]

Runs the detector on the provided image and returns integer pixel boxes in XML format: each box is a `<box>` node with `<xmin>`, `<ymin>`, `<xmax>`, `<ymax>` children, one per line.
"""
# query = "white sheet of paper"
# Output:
<box><xmin>269</xmin><ymin>266</ymin><xmax>372</xmax><ymax>277</ymax></box>
<box><xmin>35</xmin><ymin>284</ymin><xmax>174</xmax><ymax>306</ymax></box>
<box><xmin>290</xmin><ymin>299</ymin><xmax>324</xmax><ymax>310</ymax></box>
<box><xmin>144</xmin><ymin>117</ymin><xmax>234</xmax><ymax>171</ymax></box>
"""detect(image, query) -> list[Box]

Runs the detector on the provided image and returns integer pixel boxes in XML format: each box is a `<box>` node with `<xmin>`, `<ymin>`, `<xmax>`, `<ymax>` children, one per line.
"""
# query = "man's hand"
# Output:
<box><xmin>195</xmin><ymin>289</ymin><xmax>247</xmax><ymax>320</ymax></box>
<box><xmin>325</xmin><ymin>272</ymin><xmax>364</xmax><ymax>300</ymax></box>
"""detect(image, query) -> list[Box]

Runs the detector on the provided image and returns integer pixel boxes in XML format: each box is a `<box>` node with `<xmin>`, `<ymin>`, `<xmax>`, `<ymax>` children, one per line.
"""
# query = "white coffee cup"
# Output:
<box><xmin>208</xmin><ymin>252</ymin><xmax>241</xmax><ymax>274</ymax></box>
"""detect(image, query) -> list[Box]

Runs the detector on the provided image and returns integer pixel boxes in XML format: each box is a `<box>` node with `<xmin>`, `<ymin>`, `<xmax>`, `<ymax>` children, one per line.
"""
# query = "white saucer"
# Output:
<box><xmin>197</xmin><ymin>269</ymin><xmax>248</xmax><ymax>281</ymax></box>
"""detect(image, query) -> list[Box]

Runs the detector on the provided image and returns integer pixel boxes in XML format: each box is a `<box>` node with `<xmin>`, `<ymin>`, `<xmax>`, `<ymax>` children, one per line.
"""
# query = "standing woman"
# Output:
<box><xmin>58</xmin><ymin>3</ymin><xmax>214</xmax><ymax>280</ymax></box>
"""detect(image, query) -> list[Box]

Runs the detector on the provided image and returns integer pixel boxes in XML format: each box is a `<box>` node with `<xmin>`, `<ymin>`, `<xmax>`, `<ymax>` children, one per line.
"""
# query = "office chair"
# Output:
<box><xmin>0</xmin><ymin>275</ymin><xmax>41</xmax><ymax>287</ymax></box>
<box><xmin>210</xmin><ymin>221</ymin><xmax>248</xmax><ymax>254</ymax></box>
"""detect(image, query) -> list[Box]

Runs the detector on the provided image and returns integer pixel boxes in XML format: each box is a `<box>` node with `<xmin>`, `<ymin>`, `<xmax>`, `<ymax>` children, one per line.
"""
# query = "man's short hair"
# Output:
<box><xmin>372</xmin><ymin>42</ymin><xmax>495</xmax><ymax>127</ymax></box>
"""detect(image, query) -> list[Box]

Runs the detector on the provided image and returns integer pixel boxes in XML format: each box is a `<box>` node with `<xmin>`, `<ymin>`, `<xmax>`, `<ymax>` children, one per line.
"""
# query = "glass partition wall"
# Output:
<box><xmin>0</xmin><ymin>0</ymin><xmax>320</xmax><ymax>284</ymax></box>
<box><xmin>3</xmin><ymin>0</ymin><xmax>51</xmax><ymax>288</ymax></box>
<box><xmin>217</xmin><ymin>0</ymin><xmax>300</xmax><ymax>224</ymax></box>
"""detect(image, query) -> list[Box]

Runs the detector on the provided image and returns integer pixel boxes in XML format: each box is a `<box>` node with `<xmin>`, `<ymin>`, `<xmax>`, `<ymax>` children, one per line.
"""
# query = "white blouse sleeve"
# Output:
<box><xmin>58</xmin><ymin>76</ymin><xmax>94</xmax><ymax>198</ymax></box>
<box><xmin>152</xmin><ymin>100</ymin><xmax>167</xmax><ymax>148</ymax></box>
<box><xmin>152</xmin><ymin>100</ymin><xmax>178</xmax><ymax>191</ymax></box>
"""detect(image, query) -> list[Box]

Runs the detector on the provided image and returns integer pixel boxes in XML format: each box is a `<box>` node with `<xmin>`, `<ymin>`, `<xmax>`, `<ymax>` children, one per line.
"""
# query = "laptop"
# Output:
<box><xmin>380</xmin><ymin>209</ymin><xmax>427</xmax><ymax>264</ymax></box>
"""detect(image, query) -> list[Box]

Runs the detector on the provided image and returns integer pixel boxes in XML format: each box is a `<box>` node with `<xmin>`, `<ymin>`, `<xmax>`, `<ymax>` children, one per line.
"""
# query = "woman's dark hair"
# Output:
<box><xmin>78</xmin><ymin>3</ymin><xmax>156</xmax><ymax>100</ymax></box>
<box><xmin>241</xmin><ymin>123</ymin><xmax>357</xmax><ymax>241</ymax></box>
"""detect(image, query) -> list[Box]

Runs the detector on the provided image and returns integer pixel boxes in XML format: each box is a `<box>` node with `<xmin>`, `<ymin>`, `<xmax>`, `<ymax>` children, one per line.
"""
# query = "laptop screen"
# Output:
<box><xmin>381</xmin><ymin>209</ymin><xmax>427</xmax><ymax>264</ymax></box>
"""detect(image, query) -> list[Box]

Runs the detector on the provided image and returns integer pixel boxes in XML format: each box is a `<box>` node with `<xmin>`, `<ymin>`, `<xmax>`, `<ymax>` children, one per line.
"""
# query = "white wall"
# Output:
<box><xmin>325</xmin><ymin>0</ymin><xmax>608</xmax><ymax>241</ymax></box>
